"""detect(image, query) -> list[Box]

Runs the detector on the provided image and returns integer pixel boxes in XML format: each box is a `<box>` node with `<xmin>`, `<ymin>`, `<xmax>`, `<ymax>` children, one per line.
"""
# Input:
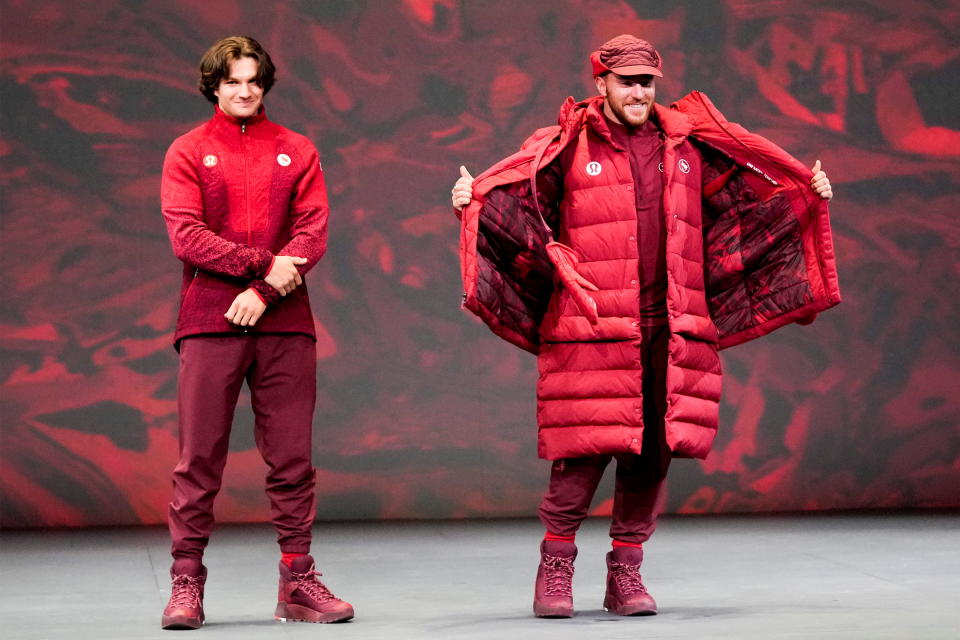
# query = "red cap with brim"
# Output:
<box><xmin>590</xmin><ymin>35</ymin><xmax>664</xmax><ymax>78</ymax></box>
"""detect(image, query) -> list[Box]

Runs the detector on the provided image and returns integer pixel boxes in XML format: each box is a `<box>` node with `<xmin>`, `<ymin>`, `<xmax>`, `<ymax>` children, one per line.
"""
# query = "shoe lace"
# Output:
<box><xmin>169</xmin><ymin>575</ymin><xmax>202</xmax><ymax>608</ymax></box>
<box><xmin>542</xmin><ymin>555</ymin><xmax>575</xmax><ymax>597</ymax></box>
<box><xmin>292</xmin><ymin>569</ymin><xmax>337</xmax><ymax>603</ymax></box>
<box><xmin>610</xmin><ymin>562</ymin><xmax>648</xmax><ymax>595</ymax></box>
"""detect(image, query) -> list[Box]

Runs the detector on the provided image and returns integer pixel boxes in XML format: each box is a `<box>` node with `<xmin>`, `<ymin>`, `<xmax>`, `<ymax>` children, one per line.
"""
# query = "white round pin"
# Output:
<box><xmin>203</xmin><ymin>155</ymin><xmax>218</xmax><ymax>167</ymax></box>
<box><xmin>277</xmin><ymin>154</ymin><xmax>291</xmax><ymax>166</ymax></box>
<box><xmin>586</xmin><ymin>161</ymin><xmax>602</xmax><ymax>176</ymax></box>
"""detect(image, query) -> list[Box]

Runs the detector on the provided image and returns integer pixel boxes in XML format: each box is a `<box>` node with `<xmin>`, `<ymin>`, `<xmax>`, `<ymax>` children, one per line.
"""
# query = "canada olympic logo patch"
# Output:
<box><xmin>277</xmin><ymin>154</ymin><xmax>291</xmax><ymax>167</ymax></box>
<box><xmin>678</xmin><ymin>159</ymin><xmax>690</xmax><ymax>174</ymax></box>
<box><xmin>585</xmin><ymin>161</ymin><xmax>602</xmax><ymax>176</ymax></box>
<box><xmin>203</xmin><ymin>155</ymin><xmax>218</xmax><ymax>167</ymax></box>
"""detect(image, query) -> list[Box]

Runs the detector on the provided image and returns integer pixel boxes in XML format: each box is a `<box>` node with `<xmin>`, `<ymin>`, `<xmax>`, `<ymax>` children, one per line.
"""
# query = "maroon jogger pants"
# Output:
<box><xmin>538</xmin><ymin>324</ymin><xmax>672</xmax><ymax>545</ymax></box>
<box><xmin>168</xmin><ymin>334</ymin><xmax>317</xmax><ymax>560</ymax></box>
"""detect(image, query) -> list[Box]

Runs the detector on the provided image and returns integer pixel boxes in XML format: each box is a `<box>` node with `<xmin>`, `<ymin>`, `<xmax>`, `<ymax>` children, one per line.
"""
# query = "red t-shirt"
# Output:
<box><xmin>606</xmin><ymin>116</ymin><xmax>668</xmax><ymax>326</ymax></box>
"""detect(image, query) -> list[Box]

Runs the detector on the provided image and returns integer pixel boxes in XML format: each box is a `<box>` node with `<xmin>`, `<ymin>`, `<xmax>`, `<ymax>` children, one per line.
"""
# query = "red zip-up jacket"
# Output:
<box><xmin>161</xmin><ymin>106</ymin><xmax>328</xmax><ymax>344</ymax></box>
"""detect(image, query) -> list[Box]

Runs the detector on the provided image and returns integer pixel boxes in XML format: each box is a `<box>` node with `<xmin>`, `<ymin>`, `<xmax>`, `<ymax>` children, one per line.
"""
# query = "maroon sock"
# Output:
<box><xmin>281</xmin><ymin>552</ymin><xmax>306</xmax><ymax>567</ymax></box>
<box><xmin>544</xmin><ymin>531</ymin><xmax>576</xmax><ymax>543</ymax></box>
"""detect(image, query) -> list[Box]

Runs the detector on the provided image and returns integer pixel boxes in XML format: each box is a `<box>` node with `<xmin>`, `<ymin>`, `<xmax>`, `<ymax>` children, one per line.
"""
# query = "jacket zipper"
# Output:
<box><xmin>183</xmin><ymin>268</ymin><xmax>200</xmax><ymax>298</ymax></box>
<box><xmin>242</xmin><ymin>121</ymin><xmax>251</xmax><ymax>245</ymax></box>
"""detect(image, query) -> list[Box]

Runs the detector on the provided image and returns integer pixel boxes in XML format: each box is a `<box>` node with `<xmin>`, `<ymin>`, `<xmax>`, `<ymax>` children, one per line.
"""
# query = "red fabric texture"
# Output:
<box><xmin>591</xmin><ymin>35</ymin><xmax>663</xmax><ymax>78</ymax></box>
<box><xmin>168</xmin><ymin>334</ymin><xmax>317</xmax><ymax>559</ymax></box>
<box><xmin>537</xmin><ymin>324</ymin><xmax>670</xmax><ymax>543</ymax></box>
<box><xmin>545</xmin><ymin>241</ymin><xmax>599</xmax><ymax>323</ymax></box>
<box><xmin>458</xmin><ymin>92</ymin><xmax>841</xmax><ymax>460</ymax></box>
<box><xmin>606</xmin><ymin>117</ymin><xmax>668</xmax><ymax>325</ymax></box>
<box><xmin>161</xmin><ymin>106</ymin><xmax>329</xmax><ymax>343</ymax></box>
<box><xmin>673</xmin><ymin>92</ymin><xmax>842</xmax><ymax>348</ymax></box>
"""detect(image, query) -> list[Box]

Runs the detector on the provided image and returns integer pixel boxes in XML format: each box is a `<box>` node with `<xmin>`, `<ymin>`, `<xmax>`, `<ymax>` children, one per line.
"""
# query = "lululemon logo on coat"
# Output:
<box><xmin>586</xmin><ymin>161</ymin><xmax>602</xmax><ymax>176</ymax></box>
<box><xmin>277</xmin><ymin>154</ymin><xmax>291</xmax><ymax>167</ymax></box>
<box><xmin>678</xmin><ymin>159</ymin><xmax>690</xmax><ymax>174</ymax></box>
<box><xmin>658</xmin><ymin>162</ymin><xmax>664</xmax><ymax>173</ymax></box>
<box><xmin>203</xmin><ymin>155</ymin><xmax>218</xmax><ymax>167</ymax></box>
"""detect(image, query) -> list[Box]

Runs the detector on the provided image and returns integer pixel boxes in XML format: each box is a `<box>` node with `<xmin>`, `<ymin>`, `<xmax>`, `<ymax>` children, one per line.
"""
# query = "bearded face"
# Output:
<box><xmin>596</xmin><ymin>72</ymin><xmax>656</xmax><ymax>128</ymax></box>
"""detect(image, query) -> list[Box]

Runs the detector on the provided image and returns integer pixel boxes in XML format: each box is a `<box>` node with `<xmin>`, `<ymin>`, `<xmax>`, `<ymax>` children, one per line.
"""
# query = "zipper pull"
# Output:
<box><xmin>241</xmin><ymin>123</ymin><xmax>246</xmax><ymax>134</ymax></box>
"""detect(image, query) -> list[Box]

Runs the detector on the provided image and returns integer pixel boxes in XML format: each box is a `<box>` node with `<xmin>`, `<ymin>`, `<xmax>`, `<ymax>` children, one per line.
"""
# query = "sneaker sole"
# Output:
<box><xmin>161</xmin><ymin>614</ymin><xmax>204</xmax><ymax>629</ymax></box>
<box><xmin>275</xmin><ymin>602</ymin><xmax>354</xmax><ymax>623</ymax></box>
<box><xmin>603</xmin><ymin>596</ymin><xmax>657</xmax><ymax>616</ymax></box>
<box><xmin>534</xmin><ymin>604</ymin><xmax>573</xmax><ymax>618</ymax></box>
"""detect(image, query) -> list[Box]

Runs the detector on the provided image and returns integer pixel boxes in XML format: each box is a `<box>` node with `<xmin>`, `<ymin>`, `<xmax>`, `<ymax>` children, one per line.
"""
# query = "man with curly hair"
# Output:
<box><xmin>159</xmin><ymin>35</ymin><xmax>352</xmax><ymax>629</ymax></box>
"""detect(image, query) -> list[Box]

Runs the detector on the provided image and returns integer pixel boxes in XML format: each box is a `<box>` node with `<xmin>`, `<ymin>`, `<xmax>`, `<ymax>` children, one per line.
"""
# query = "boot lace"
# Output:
<box><xmin>610</xmin><ymin>561</ymin><xmax>648</xmax><ymax>595</ymax></box>
<box><xmin>168</xmin><ymin>575</ymin><xmax>202</xmax><ymax>608</ymax></box>
<box><xmin>542</xmin><ymin>555</ymin><xmax>575</xmax><ymax>596</ymax></box>
<box><xmin>292</xmin><ymin>569</ymin><xmax>337</xmax><ymax>603</ymax></box>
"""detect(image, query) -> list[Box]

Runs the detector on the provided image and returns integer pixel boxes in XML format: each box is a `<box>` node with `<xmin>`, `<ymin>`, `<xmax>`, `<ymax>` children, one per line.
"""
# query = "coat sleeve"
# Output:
<box><xmin>161</xmin><ymin>140</ymin><xmax>274</xmax><ymax>280</ymax></box>
<box><xmin>460</xmin><ymin>136</ymin><xmax>563</xmax><ymax>353</ymax></box>
<box><xmin>247</xmin><ymin>144</ymin><xmax>329</xmax><ymax>306</ymax></box>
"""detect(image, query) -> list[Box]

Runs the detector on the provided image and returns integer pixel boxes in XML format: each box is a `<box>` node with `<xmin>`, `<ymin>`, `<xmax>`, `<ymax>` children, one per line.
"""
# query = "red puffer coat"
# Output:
<box><xmin>459</xmin><ymin>92</ymin><xmax>840</xmax><ymax>460</ymax></box>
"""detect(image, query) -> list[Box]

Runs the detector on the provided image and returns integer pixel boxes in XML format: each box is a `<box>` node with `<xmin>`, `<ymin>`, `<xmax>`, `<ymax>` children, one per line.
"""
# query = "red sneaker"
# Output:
<box><xmin>533</xmin><ymin>540</ymin><xmax>577</xmax><ymax>618</ymax></box>
<box><xmin>275</xmin><ymin>556</ymin><xmax>354</xmax><ymax>623</ymax></box>
<box><xmin>603</xmin><ymin>547</ymin><xmax>657</xmax><ymax>616</ymax></box>
<box><xmin>161</xmin><ymin>558</ymin><xmax>206</xmax><ymax>630</ymax></box>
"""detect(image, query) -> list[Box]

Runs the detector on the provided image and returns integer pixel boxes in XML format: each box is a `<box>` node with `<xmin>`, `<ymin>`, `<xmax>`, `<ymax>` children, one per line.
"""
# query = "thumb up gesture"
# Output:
<box><xmin>451</xmin><ymin>165</ymin><xmax>475</xmax><ymax>212</ymax></box>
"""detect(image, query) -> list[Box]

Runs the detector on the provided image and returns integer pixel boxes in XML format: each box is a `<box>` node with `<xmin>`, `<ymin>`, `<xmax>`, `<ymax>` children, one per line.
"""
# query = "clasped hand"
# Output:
<box><xmin>224</xmin><ymin>254</ymin><xmax>307</xmax><ymax>327</ymax></box>
<box><xmin>265</xmin><ymin>255</ymin><xmax>308</xmax><ymax>295</ymax></box>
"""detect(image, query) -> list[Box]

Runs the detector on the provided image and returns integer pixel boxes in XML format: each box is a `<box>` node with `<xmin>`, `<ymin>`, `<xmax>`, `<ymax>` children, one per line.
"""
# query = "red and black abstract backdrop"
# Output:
<box><xmin>1</xmin><ymin>0</ymin><xmax>958</xmax><ymax>528</ymax></box>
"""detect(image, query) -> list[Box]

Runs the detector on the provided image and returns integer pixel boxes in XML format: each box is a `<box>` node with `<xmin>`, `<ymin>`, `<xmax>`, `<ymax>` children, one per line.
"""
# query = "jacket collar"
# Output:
<box><xmin>584</xmin><ymin>97</ymin><xmax>622</xmax><ymax>149</ymax></box>
<box><xmin>212</xmin><ymin>104</ymin><xmax>268</xmax><ymax>130</ymax></box>
<box><xmin>558</xmin><ymin>95</ymin><xmax>691</xmax><ymax>146</ymax></box>
<box><xmin>653</xmin><ymin>102</ymin><xmax>692</xmax><ymax>140</ymax></box>
<box><xmin>557</xmin><ymin>96</ymin><xmax>618</xmax><ymax>147</ymax></box>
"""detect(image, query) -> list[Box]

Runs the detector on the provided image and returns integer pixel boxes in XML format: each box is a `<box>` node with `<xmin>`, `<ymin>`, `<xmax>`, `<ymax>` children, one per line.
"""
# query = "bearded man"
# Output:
<box><xmin>451</xmin><ymin>34</ymin><xmax>838</xmax><ymax>618</ymax></box>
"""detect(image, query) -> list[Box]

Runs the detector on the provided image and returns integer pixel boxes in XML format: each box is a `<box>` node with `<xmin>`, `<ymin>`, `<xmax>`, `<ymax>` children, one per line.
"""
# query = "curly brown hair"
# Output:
<box><xmin>198</xmin><ymin>36</ymin><xmax>276</xmax><ymax>104</ymax></box>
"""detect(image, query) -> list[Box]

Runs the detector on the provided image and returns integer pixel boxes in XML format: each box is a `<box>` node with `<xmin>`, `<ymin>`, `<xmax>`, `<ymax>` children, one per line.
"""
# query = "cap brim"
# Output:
<box><xmin>608</xmin><ymin>64</ymin><xmax>663</xmax><ymax>77</ymax></box>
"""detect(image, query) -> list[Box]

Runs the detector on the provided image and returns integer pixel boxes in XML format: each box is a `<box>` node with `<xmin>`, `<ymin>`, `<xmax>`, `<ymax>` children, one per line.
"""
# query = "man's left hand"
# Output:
<box><xmin>810</xmin><ymin>160</ymin><xmax>833</xmax><ymax>200</ymax></box>
<box><xmin>225</xmin><ymin>288</ymin><xmax>266</xmax><ymax>327</ymax></box>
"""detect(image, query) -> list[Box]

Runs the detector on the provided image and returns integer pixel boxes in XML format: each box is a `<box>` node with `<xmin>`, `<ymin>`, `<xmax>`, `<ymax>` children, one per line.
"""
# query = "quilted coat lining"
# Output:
<box><xmin>695</xmin><ymin>141</ymin><xmax>813</xmax><ymax>340</ymax></box>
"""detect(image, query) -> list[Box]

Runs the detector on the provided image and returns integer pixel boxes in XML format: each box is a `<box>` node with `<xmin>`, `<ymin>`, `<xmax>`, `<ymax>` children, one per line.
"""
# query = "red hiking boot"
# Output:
<box><xmin>533</xmin><ymin>540</ymin><xmax>577</xmax><ymax>618</ymax></box>
<box><xmin>603</xmin><ymin>546</ymin><xmax>657</xmax><ymax>616</ymax></box>
<box><xmin>161</xmin><ymin>558</ymin><xmax>206</xmax><ymax>630</ymax></box>
<box><xmin>274</xmin><ymin>555</ymin><xmax>354</xmax><ymax>623</ymax></box>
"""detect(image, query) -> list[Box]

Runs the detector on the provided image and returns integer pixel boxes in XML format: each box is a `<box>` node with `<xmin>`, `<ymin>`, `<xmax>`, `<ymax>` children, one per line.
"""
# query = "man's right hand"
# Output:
<box><xmin>451</xmin><ymin>165</ymin><xmax>474</xmax><ymax>211</ymax></box>
<box><xmin>265</xmin><ymin>255</ymin><xmax>307</xmax><ymax>295</ymax></box>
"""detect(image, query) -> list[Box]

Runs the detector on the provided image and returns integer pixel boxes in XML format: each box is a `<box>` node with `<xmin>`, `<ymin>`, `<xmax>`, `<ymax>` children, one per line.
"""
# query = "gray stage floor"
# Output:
<box><xmin>1</xmin><ymin>513</ymin><xmax>957</xmax><ymax>639</ymax></box>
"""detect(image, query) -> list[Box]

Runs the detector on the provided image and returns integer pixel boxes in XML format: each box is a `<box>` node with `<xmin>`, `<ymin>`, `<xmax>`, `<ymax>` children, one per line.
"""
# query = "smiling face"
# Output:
<box><xmin>214</xmin><ymin>56</ymin><xmax>263</xmax><ymax>119</ymax></box>
<box><xmin>595</xmin><ymin>72</ymin><xmax>656</xmax><ymax>128</ymax></box>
